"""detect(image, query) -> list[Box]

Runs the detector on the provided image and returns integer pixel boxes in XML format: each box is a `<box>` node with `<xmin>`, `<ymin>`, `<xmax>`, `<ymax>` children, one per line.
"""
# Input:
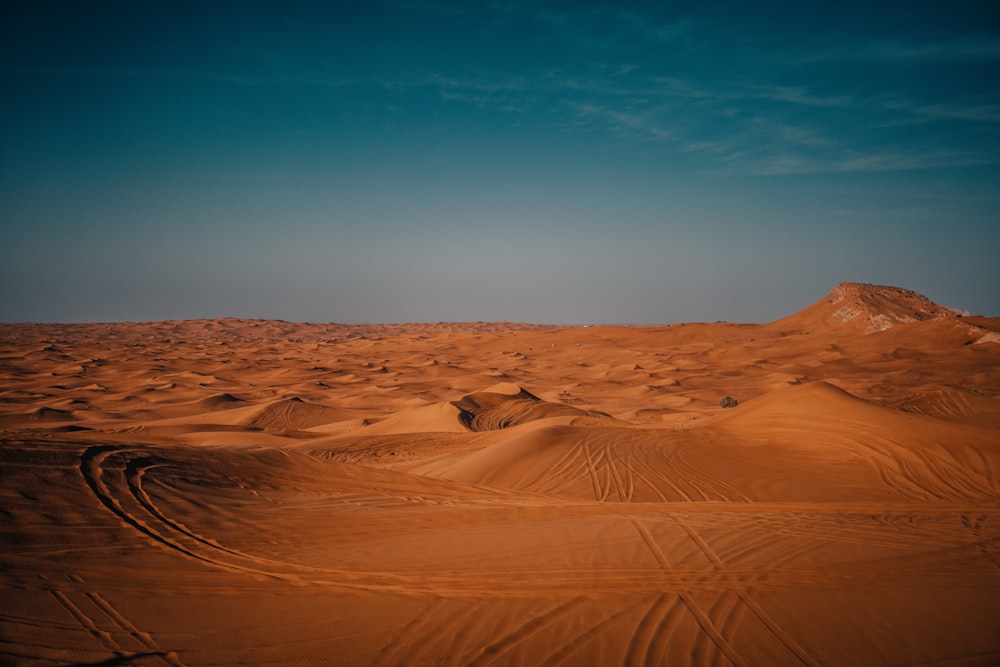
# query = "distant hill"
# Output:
<box><xmin>769</xmin><ymin>282</ymin><xmax>960</xmax><ymax>335</ymax></box>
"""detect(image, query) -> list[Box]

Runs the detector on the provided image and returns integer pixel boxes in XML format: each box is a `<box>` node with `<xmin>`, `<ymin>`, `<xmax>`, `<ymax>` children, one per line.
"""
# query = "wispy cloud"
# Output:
<box><xmin>856</xmin><ymin>35</ymin><xmax>1000</xmax><ymax>64</ymax></box>
<box><xmin>12</xmin><ymin>1</ymin><xmax>993</xmax><ymax>181</ymax></box>
<box><xmin>742</xmin><ymin>147</ymin><xmax>1000</xmax><ymax>176</ymax></box>
<box><xmin>733</xmin><ymin>84</ymin><xmax>856</xmax><ymax>109</ymax></box>
<box><xmin>777</xmin><ymin>33</ymin><xmax>1000</xmax><ymax>66</ymax></box>
<box><xmin>394</xmin><ymin>1</ymin><xmax>699</xmax><ymax>55</ymax></box>
<box><xmin>0</xmin><ymin>63</ymin><xmax>361</xmax><ymax>89</ymax></box>
<box><xmin>611</xmin><ymin>11</ymin><xmax>699</xmax><ymax>44</ymax></box>
<box><xmin>1</xmin><ymin>63</ymin><xmax>266</xmax><ymax>86</ymax></box>
<box><xmin>836</xmin><ymin>149</ymin><xmax>1000</xmax><ymax>172</ymax></box>
<box><xmin>910</xmin><ymin>103</ymin><xmax>1000</xmax><ymax>123</ymax></box>
<box><xmin>422</xmin><ymin>64</ymin><xmax>1000</xmax><ymax>176</ymax></box>
<box><xmin>569</xmin><ymin>102</ymin><xmax>673</xmax><ymax>141</ymax></box>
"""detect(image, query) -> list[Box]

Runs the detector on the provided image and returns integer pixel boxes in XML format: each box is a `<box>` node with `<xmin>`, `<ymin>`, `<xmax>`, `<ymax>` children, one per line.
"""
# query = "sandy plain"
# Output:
<box><xmin>1</xmin><ymin>282</ymin><xmax>999</xmax><ymax>666</ymax></box>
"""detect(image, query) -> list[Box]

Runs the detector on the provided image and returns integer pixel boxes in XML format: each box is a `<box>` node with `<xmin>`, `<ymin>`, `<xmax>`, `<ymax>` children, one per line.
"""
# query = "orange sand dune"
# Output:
<box><xmin>2</xmin><ymin>283</ymin><xmax>999</xmax><ymax>666</ymax></box>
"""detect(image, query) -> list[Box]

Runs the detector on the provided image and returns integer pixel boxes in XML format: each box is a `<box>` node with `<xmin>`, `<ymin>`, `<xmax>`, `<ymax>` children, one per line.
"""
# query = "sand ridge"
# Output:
<box><xmin>2</xmin><ymin>283</ymin><xmax>999</xmax><ymax>665</ymax></box>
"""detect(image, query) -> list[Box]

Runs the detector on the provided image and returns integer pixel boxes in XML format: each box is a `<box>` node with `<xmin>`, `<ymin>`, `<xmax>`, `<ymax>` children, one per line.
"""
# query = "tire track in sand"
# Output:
<box><xmin>963</xmin><ymin>512</ymin><xmax>1000</xmax><ymax>570</ymax></box>
<box><xmin>631</xmin><ymin>519</ymin><xmax>750</xmax><ymax>667</ymax></box>
<box><xmin>125</xmin><ymin>456</ymin><xmax>288</xmax><ymax>564</ymax></box>
<box><xmin>464</xmin><ymin>598</ymin><xmax>583</xmax><ymax>667</ymax></box>
<box><xmin>702</xmin><ymin>591</ymin><xmax>746</xmax><ymax>667</ymax></box>
<box><xmin>49</xmin><ymin>590</ymin><xmax>119</xmax><ymax>655</ymax></box>
<box><xmin>629</xmin><ymin>451</ymin><xmax>688</xmax><ymax>502</ymax></box>
<box><xmin>602</xmin><ymin>443</ymin><xmax>633</xmax><ymax>502</ymax></box>
<box><xmin>669</xmin><ymin>443</ymin><xmax>752</xmax><ymax>503</ymax></box>
<box><xmin>624</xmin><ymin>593</ymin><xmax>686</xmax><ymax>667</ymax></box>
<box><xmin>79</xmin><ymin>445</ymin><xmax>317</xmax><ymax>582</ymax></box>
<box><xmin>79</xmin><ymin>446</ymin><xmax>246</xmax><ymax>573</ymax></box>
<box><xmin>370</xmin><ymin>598</ymin><xmax>455</xmax><ymax>667</ymax></box>
<box><xmin>84</xmin><ymin>588</ymin><xmax>185</xmax><ymax>666</ymax></box>
<box><xmin>83</xmin><ymin>445</ymin><xmax>433</xmax><ymax>592</ymax></box>
<box><xmin>539</xmin><ymin>602</ymin><xmax>643</xmax><ymax>667</ymax></box>
<box><xmin>49</xmin><ymin>576</ymin><xmax>184</xmax><ymax>666</ymax></box>
<box><xmin>582</xmin><ymin>441</ymin><xmax>606</xmax><ymax>501</ymax></box>
<box><xmin>538</xmin><ymin>438</ymin><xmax>596</xmax><ymax>498</ymax></box>
<box><xmin>81</xmin><ymin>445</ymin><xmax>980</xmax><ymax>596</ymax></box>
<box><xmin>672</xmin><ymin>516</ymin><xmax>821</xmax><ymax>667</ymax></box>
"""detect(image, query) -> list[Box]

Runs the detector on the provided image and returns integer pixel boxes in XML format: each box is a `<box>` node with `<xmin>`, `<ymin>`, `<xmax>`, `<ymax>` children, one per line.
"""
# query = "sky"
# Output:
<box><xmin>2</xmin><ymin>1</ymin><xmax>999</xmax><ymax>324</ymax></box>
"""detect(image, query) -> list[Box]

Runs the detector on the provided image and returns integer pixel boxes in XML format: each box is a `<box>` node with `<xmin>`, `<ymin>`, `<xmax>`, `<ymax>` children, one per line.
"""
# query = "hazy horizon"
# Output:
<box><xmin>0</xmin><ymin>280</ymin><xmax>980</xmax><ymax>327</ymax></box>
<box><xmin>2</xmin><ymin>1</ymin><xmax>999</xmax><ymax>324</ymax></box>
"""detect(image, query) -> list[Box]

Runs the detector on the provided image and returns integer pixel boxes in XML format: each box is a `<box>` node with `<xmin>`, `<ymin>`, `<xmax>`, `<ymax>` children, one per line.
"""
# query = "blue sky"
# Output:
<box><xmin>2</xmin><ymin>1</ymin><xmax>998</xmax><ymax>323</ymax></box>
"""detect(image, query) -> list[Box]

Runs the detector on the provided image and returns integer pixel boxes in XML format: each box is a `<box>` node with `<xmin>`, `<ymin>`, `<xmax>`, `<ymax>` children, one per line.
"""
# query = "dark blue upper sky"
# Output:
<box><xmin>2</xmin><ymin>1</ymin><xmax>998</xmax><ymax>323</ymax></box>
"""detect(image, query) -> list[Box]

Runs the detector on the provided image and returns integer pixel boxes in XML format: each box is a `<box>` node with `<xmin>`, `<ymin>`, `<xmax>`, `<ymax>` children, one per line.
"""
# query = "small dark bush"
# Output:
<box><xmin>719</xmin><ymin>396</ymin><xmax>739</xmax><ymax>408</ymax></box>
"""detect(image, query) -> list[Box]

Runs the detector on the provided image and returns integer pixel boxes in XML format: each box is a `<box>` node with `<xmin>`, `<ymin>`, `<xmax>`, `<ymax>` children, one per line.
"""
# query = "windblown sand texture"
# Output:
<box><xmin>2</xmin><ymin>283</ymin><xmax>999</xmax><ymax>666</ymax></box>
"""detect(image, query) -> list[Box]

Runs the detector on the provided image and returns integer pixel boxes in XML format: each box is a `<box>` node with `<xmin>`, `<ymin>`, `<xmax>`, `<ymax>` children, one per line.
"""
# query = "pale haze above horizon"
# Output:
<box><xmin>2</xmin><ymin>1</ymin><xmax>999</xmax><ymax>324</ymax></box>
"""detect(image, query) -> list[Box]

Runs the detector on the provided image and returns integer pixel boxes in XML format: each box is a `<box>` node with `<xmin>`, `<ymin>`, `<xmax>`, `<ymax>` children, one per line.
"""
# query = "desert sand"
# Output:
<box><xmin>2</xmin><ymin>282</ymin><xmax>999</xmax><ymax>666</ymax></box>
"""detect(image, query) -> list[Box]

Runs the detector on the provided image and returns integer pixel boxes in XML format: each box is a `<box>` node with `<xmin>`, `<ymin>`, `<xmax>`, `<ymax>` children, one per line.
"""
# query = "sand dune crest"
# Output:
<box><xmin>451</xmin><ymin>384</ymin><xmax>616</xmax><ymax>432</ymax></box>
